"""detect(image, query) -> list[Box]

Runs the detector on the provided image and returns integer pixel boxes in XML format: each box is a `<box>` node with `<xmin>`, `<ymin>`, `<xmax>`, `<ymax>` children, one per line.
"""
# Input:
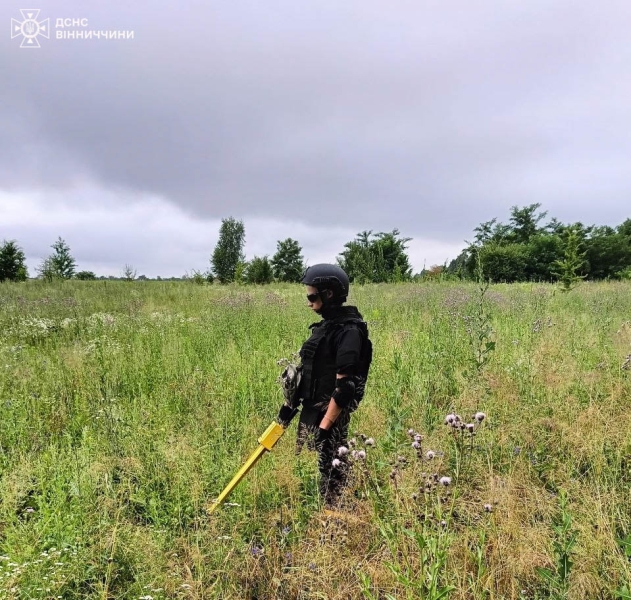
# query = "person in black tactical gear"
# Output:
<box><xmin>278</xmin><ymin>263</ymin><xmax>372</xmax><ymax>507</ymax></box>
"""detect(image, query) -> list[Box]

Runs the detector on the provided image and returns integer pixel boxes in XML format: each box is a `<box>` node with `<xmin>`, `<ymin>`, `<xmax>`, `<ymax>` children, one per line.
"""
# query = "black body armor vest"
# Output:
<box><xmin>299</xmin><ymin>308</ymin><xmax>372</xmax><ymax>411</ymax></box>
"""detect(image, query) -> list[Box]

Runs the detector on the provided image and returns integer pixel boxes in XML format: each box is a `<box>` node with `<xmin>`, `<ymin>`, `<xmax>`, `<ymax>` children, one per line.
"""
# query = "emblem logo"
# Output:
<box><xmin>11</xmin><ymin>9</ymin><xmax>49</xmax><ymax>48</ymax></box>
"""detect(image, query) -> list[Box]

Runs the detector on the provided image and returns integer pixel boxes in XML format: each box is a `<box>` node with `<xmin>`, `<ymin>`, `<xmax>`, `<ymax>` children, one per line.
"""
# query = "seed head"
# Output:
<box><xmin>412</xmin><ymin>441</ymin><xmax>421</xmax><ymax>449</ymax></box>
<box><xmin>426</xmin><ymin>450</ymin><xmax>436</xmax><ymax>460</ymax></box>
<box><xmin>466</xmin><ymin>423</ymin><xmax>475</xmax><ymax>433</ymax></box>
<box><xmin>444</xmin><ymin>414</ymin><xmax>456</xmax><ymax>425</ymax></box>
<box><xmin>331</xmin><ymin>458</ymin><xmax>341</xmax><ymax>468</ymax></box>
<box><xmin>337</xmin><ymin>446</ymin><xmax>349</xmax><ymax>456</ymax></box>
<box><xmin>474</xmin><ymin>412</ymin><xmax>486</xmax><ymax>422</ymax></box>
<box><xmin>407</xmin><ymin>428</ymin><xmax>415</xmax><ymax>437</ymax></box>
<box><xmin>413</xmin><ymin>434</ymin><xmax>422</xmax><ymax>443</ymax></box>
<box><xmin>439</xmin><ymin>476</ymin><xmax>452</xmax><ymax>486</ymax></box>
<box><xmin>365</xmin><ymin>438</ymin><xmax>375</xmax><ymax>446</ymax></box>
<box><xmin>357</xmin><ymin>450</ymin><xmax>366</xmax><ymax>460</ymax></box>
<box><xmin>484</xmin><ymin>503</ymin><xmax>493</xmax><ymax>513</ymax></box>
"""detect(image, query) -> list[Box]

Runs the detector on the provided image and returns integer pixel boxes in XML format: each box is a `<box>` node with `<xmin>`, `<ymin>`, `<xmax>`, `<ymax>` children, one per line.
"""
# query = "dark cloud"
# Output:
<box><xmin>1</xmin><ymin>0</ymin><xmax>630</xmax><ymax>246</ymax></box>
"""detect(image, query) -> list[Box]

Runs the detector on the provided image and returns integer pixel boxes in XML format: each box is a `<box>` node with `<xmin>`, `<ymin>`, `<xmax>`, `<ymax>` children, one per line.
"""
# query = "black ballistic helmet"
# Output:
<box><xmin>301</xmin><ymin>264</ymin><xmax>350</xmax><ymax>303</ymax></box>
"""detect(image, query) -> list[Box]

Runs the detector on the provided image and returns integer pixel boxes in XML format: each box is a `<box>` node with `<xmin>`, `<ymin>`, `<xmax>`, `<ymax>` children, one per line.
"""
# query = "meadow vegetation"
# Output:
<box><xmin>0</xmin><ymin>280</ymin><xmax>630</xmax><ymax>599</ymax></box>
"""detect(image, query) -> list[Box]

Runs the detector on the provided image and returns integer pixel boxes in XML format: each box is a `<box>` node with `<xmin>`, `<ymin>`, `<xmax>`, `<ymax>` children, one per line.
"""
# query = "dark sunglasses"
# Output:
<box><xmin>306</xmin><ymin>292</ymin><xmax>320</xmax><ymax>302</ymax></box>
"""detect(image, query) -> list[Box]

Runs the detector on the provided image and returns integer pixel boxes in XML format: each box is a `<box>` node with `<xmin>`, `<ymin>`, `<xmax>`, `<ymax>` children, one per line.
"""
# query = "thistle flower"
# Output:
<box><xmin>484</xmin><ymin>503</ymin><xmax>493</xmax><ymax>513</ymax></box>
<box><xmin>440</xmin><ymin>520</ymin><xmax>447</xmax><ymax>527</ymax></box>
<box><xmin>365</xmin><ymin>438</ymin><xmax>375</xmax><ymax>446</ymax></box>
<box><xmin>444</xmin><ymin>414</ymin><xmax>456</xmax><ymax>425</ymax></box>
<box><xmin>413</xmin><ymin>434</ymin><xmax>422</xmax><ymax>443</ymax></box>
<box><xmin>357</xmin><ymin>450</ymin><xmax>366</xmax><ymax>460</ymax></box>
<box><xmin>412</xmin><ymin>441</ymin><xmax>421</xmax><ymax>449</ymax></box>
<box><xmin>337</xmin><ymin>446</ymin><xmax>349</xmax><ymax>456</ymax></box>
<box><xmin>474</xmin><ymin>412</ymin><xmax>486</xmax><ymax>422</ymax></box>
<box><xmin>466</xmin><ymin>423</ymin><xmax>475</xmax><ymax>433</ymax></box>
<box><xmin>332</xmin><ymin>458</ymin><xmax>341</xmax><ymax>468</ymax></box>
<box><xmin>349</xmin><ymin>438</ymin><xmax>357</xmax><ymax>447</ymax></box>
<box><xmin>439</xmin><ymin>476</ymin><xmax>451</xmax><ymax>486</ymax></box>
<box><xmin>350</xmin><ymin>450</ymin><xmax>358</xmax><ymax>460</ymax></box>
<box><xmin>407</xmin><ymin>428</ymin><xmax>415</xmax><ymax>437</ymax></box>
<box><xmin>426</xmin><ymin>450</ymin><xmax>436</xmax><ymax>460</ymax></box>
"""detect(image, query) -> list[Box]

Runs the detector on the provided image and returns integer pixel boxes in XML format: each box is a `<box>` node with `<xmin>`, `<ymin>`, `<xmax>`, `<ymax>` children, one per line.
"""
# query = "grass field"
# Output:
<box><xmin>0</xmin><ymin>280</ymin><xmax>630</xmax><ymax>599</ymax></box>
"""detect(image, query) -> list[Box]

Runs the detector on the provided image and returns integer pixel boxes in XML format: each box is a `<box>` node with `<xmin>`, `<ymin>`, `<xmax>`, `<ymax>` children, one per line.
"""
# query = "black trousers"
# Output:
<box><xmin>295</xmin><ymin>406</ymin><xmax>353</xmax><ymax>506</ymax></box>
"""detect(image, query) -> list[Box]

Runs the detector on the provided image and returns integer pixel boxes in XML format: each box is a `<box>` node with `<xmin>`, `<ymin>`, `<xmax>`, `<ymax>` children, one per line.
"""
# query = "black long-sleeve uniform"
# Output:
<box><xmin>295</xmin><ymin>305</ymin><xmax>371</xmax><ymax>505</ymax></box>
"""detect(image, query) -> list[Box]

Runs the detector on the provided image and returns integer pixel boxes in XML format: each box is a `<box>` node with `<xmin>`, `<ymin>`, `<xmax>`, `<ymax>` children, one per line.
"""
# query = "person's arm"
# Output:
<box><xmin>319</xmin><ymin>374</ymin><xmax>347</xmax><ymax>430</ymax></box>
<box><xmin>319</xmin><ymin>327</ymin><xmax>363</xmax><ymax>430</ymax></box>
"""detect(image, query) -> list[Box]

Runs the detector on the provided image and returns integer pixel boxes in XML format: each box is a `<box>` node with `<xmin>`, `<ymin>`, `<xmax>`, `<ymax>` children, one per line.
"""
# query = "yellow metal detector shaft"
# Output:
<box><xmin>208</xmin><ymin>421</ymin><xmax>286</xmax><ymax>514</ymax></box>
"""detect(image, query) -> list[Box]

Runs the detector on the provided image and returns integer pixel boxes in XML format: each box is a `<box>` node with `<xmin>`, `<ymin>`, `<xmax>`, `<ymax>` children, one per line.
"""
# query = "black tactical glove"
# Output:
<box><xmin>314</xmin><ymin>426</ymin><xmax>332</xmax><ymax>450</ymax></box>
<box><xmin>277</xmin><ymin>405</ymin><xmax>298</xmax><ymax>427</ymax></box>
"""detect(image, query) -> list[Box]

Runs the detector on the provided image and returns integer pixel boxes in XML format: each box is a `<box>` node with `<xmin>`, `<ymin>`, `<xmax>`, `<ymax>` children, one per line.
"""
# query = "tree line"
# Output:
<box><xmin>1</xmin><ymin>206</ymin><xmax>630</xmax><ymax>284</ymax></box>
<box><xmin>0</xmin><ymin>218</ymin><xmax>412</xmax><ymax>284</ymax></box>
<box><xmin>445</xmin><ymin>204</ymin><xmax>631</xmax><ymax>283</ymax></box>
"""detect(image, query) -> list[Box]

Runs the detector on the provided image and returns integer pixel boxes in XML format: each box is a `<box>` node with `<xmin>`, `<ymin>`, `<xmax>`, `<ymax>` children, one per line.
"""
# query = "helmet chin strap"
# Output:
<box><xmin>314</xmin><ymin>288</ymin><xmax>333</xmax><ymax>314</ymax></box>
<box><xmin>316</xmin><ymin>289</ymin><xmax>343</xmax><ymax>315</ymax></box>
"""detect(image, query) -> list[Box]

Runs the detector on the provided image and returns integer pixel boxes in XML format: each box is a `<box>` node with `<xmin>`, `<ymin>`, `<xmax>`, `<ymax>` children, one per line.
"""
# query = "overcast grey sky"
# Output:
<box><xmin>1</xmin><ymin>1</ymin><xmax>630</xmax><ymax>277</ymax></box>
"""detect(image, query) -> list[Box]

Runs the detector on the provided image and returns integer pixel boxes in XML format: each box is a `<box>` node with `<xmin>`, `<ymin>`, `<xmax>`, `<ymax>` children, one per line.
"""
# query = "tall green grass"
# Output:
<box><xmin>0</xmin><ymin>280</ymin><xmax>630</xmax><ymax>599</ymax></box>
